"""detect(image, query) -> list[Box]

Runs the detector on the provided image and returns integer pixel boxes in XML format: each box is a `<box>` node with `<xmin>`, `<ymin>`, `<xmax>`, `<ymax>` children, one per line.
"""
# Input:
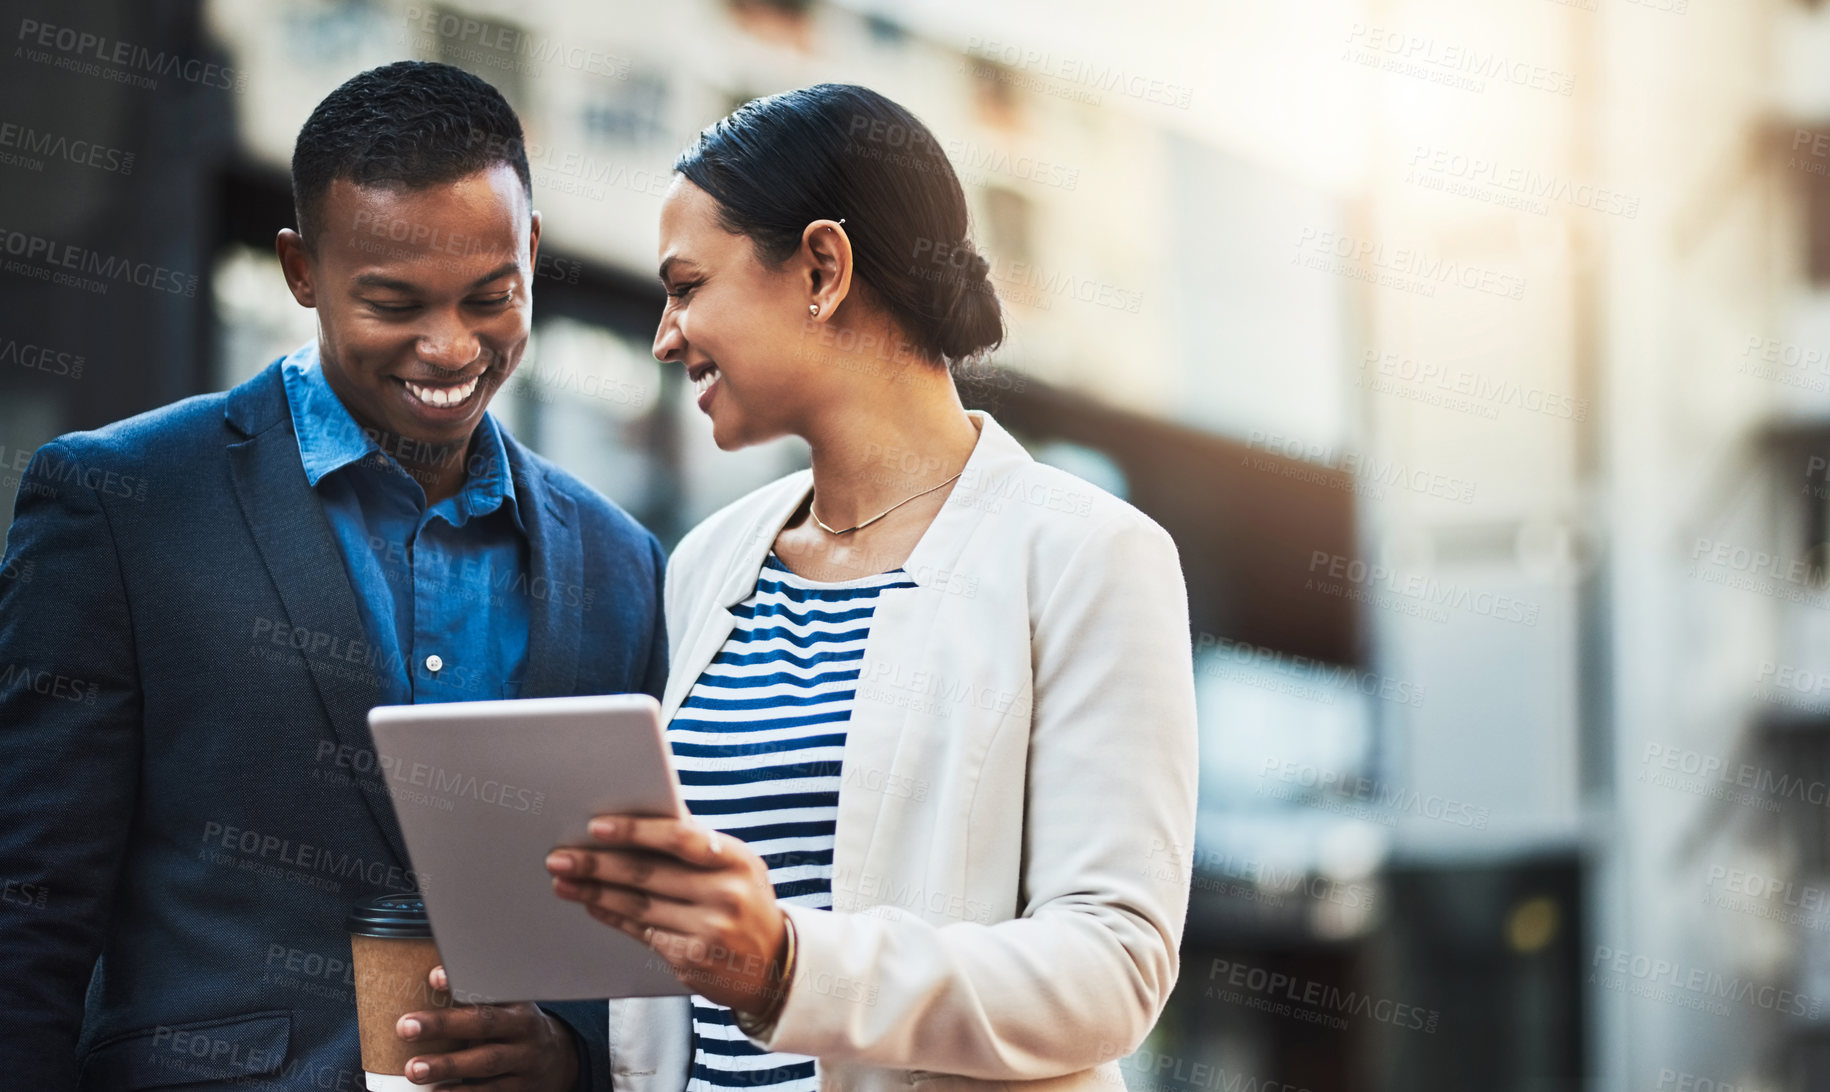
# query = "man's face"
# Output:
<box><xmin>280</xmin><ymin>163</ymin><xmax>540</xmax><ymax>452</ymax></box>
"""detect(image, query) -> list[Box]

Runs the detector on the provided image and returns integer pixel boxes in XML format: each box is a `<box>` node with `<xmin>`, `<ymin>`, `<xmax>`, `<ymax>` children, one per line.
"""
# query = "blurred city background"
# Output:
<box><xmin>6</xmin><ymin>0</ymin><xmax>1830</xmax><ymax>1087</ymax></box>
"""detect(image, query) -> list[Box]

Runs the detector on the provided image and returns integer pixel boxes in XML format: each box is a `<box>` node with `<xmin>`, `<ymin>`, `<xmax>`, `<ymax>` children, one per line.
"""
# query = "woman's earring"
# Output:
<box><xmin>809</xmin><ymin>304</ymin><xmax>820</xmax><ymax>317</ymax></box>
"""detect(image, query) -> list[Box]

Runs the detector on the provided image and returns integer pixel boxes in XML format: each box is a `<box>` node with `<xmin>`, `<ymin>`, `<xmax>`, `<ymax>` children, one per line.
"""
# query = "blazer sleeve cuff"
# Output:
<box><xmin>735</xmin><ymin>903</ymin><xmax>870</xmax><ymax>1057</ymax></box>
<box><xmin>537</xmin><ymin>999</ymin><xmax>611</xmax><ymax>1092</ymax></box>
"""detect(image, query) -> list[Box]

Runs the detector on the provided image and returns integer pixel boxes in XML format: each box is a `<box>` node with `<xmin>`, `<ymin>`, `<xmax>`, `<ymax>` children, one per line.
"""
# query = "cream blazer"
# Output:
<box><xmin>607</xmin><ymin>410</ymin><xmax>1198</xmax><ymax>1092</ymax></box>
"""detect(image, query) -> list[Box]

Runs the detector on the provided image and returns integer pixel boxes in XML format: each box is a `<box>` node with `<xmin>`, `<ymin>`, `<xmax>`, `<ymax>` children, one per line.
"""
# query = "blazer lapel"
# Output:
<box><xmin>227</xmin><ymin>418</ymin><xmax>412</xmax><ymax>871</ymax></box>
<box><xmin>509</xmin><ymin>449</ymin><xmax>582</xmax><ymax>699</ymax></box>
<box><xmin>660</xmin><ymin>606</ymin><xmax>735</xmax><ymax>725</ymax></box>
<box><xmin>661</xmin><ymin>471</ymin><xmax>813</xmax><ymax>725</ymax></box>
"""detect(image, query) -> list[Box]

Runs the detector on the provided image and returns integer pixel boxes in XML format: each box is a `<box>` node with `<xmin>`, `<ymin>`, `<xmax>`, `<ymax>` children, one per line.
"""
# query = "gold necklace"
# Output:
<box><xmin>808</xmin><ymin>470</ymin><xmax>965</xmax><ymax>536</ymax></box>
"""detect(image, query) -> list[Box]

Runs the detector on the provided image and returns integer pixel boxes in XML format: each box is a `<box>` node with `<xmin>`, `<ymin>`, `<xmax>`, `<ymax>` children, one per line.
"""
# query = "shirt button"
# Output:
<box><xmin>425</xmin><ymin>654</ymin><xmax>444</xmax><ymax>673</ymax></box>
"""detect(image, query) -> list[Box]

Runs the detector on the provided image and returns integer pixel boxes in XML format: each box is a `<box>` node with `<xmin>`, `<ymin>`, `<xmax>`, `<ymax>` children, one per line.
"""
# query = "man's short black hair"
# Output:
<box><xmin>291</xmin><ymin>60</ymin><xmax>532</xmax><ymax>249</ymax></box>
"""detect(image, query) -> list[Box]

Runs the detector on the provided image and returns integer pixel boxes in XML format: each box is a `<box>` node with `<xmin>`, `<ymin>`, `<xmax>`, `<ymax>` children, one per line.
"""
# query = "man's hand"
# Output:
<box><xmin>546</xmin><ymin>815</ymin><xmax>790</xmax><ymax>1018</ymax></box>
<box><xmin>397</xmin><ymin>964</ymin><xmax>581</xmax><ymax>1089</ymax></box>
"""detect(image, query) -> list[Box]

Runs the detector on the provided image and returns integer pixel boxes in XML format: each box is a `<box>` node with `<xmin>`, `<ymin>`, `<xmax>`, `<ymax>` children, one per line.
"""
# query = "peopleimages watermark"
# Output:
<box><xmin>1207</xmin><ymin>958</ymin><xmax>1440</xmax><ymax>1033</ymax></box>
<box><xmin>199</xmin><ymin>820</ymin><xmax>423</xmax><ymax>894</ymax></box>
<box><xmin>14</xmin><ymin>18</ymin><xmax>247</xmax><ymax>92</ymax></box>
<box><xmin>0</xmin><ymin>443</ymin><xmax>148</xmax><ymax>503</ymax></box>
<box><xmin>507</xmin><ymin>362</ymin><xmax>648</xmax><ymax>411</ymax></box>
<box><xmin>0</xmin><ymin>119</ymin><xmax>133</xmax><ymax>176</ymax></box>
<box><xmin>1</xmin><ymin>879</ymin><xmax>49</xmax><ymax>910</ymax></box>
<box><xmin>1257</xmin><ymin>759</ymin><xmax>1491</xmax><ymax>830</ymax></box>
<box><xmin>1243</xmin><ymin>430</ymin><xmax>1478</xmax><ymax>503</ymax></box>
<box><xmin>1305</xmin><ymin>550</ymin><xmax>1543</xmax><ymax>626</ymax></box>
<box><xmin>908</xmin><ymin>236</ymin><xmax>1144</xmax><ymax>314</ymax></box>
<box><xmin>401</xmin><ymin>6</ymin><xmax>631</xmax><ymax>81</ymax></box>
<box><xmin>1111</xmin><ymin>1049</ymin><xmax>1313</xmax><ymax>1092</ymax></box>
<box><xmin>960</xmin><ymin>36</ymin><xmax>1193</xmax><ymax>110</ymax></box>
<box><xmin>1638</xmin><ymin>742</ymin><xmax>1830</xmax><ymax>814</ymax></box>
<box><xmin>248</xmin><ymin>613</ymin><xmax>482</xmax><ymax>698</ymax></box>
<box><xmin>313</xmin><ymin>739</ymin><xmax>546</xmax><ymax>817</ymax></box>
<box><xmin>143</xmin><ymin>1024</ymin><xmax>363</xmax><ymax>1088</ymax></box>
<box><xmin>0</xmin><ymin>225</ymin><xmax>198</xmax><ymax>297</ymax></box>
<box><xmin>1755</xmin><ymin>660</ymin><xmax>1830</xmax><ymax>713</ymax></box>
<box><xmin>1687</xmin><ymin>538</ymin><xmax>1829</xmax><ymax>607</ymax></box>
<box><xmin>1703</xmin><ymin>864</ymin><xmax>1830</xmax><ymax>931</ymax></box>
<box><xmin>526</xmin><ymin>149</ymin><xmax>673</xmax><ymax>204</ymax></box>
<box><xmin>262</xmin><ymin>941</ymin><xmax>357</xmax><ymax>1005</ymax></box>
<box><xmin>1195</xmin><ymin>631</ymin><xmax>1427</xmax><ymax>707</ymax></box>
<box><xmin>831</xmin><ymin>865</ymin><xmax>995</xmax><ymax>924</ymax></box>
<box><xmin>794</xmin><ymin>318</ymin><xmax>1027</xmax><ymax>396</ymax></box>
<box><xmin>1406</xmin><ymin>145</ymin><xmax>1639</xmax><ymax>219</ymax></box>
<box><xmin>945</xmin><ymin>139</ymin><xmax>1080</xmax><ymax>191</ymax></box>
<box><xmin>346</xmin><ymin>207</ymin><xmax>582</xmax><ymax>284</ymax></box>
<box><xmin>1342</xmin><ymin>23</ymin><xmax>1574</xmax><ymax>97</ymax></box>
<box><xmin>1791</xmin><ymin>128</ymin><xmax>1830</xmax><ymax>182</ymax></box>
<box><xmin>355</xmin><ymin>532</ymin><xmax>599</xmax><ymax>611</ymax></box>
<box><xmin>1293</xmin><ymin>227</ymin><xmax>1527</xmax><ymax>301</ymax></box>
<box><xmin>1807</xmin><ymin>455</ymin><xmax>1830</xmax><ymax>503</ymax></box>
<box><xmin>1655</xmin><ymin>1072</ymin><xmax>1756</xmax><ymax>1092</ymax></box>
<box><xmin>462</xmin><ymin>130</ymin><xmax>670</xmax><ymax>204</ymax></box>
<box><xmin>1735</xmin><ymin>335</ymin><xmax>1830</xmax><ymax>395</ymax></box>
<box><xmin>845</xmin><ymin>437</ymin><xmax>1089</xmax><ymax>518</ymax></box>
<box><xmin>0</xmin><ymin>662</ymin><xmax>97</xmax><ymax>705</ymax></box>
<box><xmin>1360</xmin><ymin>349</ymin><xmax>1587</xmax><ymax>423</ymax></box>
<box><xmin>0</xmin><ymin>335</ymin><xmax>84</xmax><ymax>379</ymax></box>
<box><xmin>856</xmin><ymin>663</ymin><xmax>1027</xmax><ymax>720</ymax></box>
<box><xmin>1589</xmin><ymin>945</ymin><xmax>1821</xmax><ymax>1018</ymax></box>
<box><xmin>1145</xmin><ymin>839</ymin><xmax>1378</xmax><ymax>911</ymax></box>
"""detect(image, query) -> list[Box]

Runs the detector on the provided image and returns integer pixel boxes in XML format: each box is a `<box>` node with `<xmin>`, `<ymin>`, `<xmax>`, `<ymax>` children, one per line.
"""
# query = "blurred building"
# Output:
<box><xmin>11</xmin><ymin>0</ymin><xmax>1830</xmax><ymax>1089</ymax></box>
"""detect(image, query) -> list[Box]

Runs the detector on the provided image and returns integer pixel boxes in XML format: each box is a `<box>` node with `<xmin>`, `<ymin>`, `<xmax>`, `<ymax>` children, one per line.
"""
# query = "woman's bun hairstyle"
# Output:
<box><xmin>674</xmin><ymin>83</ymin><xmax>1004</xmax><ymax>366</ymax></box>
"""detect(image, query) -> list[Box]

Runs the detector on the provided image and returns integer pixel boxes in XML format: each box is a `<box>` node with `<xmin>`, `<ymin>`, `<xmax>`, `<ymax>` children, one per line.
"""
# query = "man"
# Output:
<box><xmin>0</xmin><ymin>61</ymin><xmax>665</xmax><ymax>1089</ymax></box>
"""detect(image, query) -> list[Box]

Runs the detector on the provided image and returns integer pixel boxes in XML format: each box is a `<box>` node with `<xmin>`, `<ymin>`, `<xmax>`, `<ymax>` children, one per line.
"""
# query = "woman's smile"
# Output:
<box><xmin>689</xmin><ymin>362</ymin><xmax>721</xmax><ymax>411</ymax></box>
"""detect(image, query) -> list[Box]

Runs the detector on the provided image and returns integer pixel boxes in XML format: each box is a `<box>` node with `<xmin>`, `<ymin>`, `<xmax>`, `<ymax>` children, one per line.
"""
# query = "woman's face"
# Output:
<box><xmin>652</xmin><ymin>176</ymin><xmax>821</xmax><ymax>451</ymax></box>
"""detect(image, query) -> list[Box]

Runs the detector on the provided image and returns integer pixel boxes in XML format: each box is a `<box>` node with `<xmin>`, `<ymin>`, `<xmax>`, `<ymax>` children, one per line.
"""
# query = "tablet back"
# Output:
<box><xmin>368</xmin><ymin>693</ymin><xmax>691</xmax><ymax>1002</ymax></box>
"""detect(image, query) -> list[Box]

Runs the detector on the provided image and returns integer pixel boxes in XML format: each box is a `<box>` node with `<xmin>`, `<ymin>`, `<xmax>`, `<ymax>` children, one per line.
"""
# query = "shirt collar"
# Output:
<box><xmin>280</xmin><ymin>341</ymin><xmax>524</xmax><ymax>530</ymax></box>
<box><xmin>282</xmin><ymin>342</ymin><xmax>375</xmax><ymax>486</ymax></box>
<box><xmin>460</xmin><ymin>404</ymin><xmax>523</xmax><ymax>532</ymax></box>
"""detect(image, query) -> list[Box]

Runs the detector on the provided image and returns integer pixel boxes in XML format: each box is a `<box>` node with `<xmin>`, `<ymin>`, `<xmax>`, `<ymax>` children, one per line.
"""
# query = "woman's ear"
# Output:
<box><xmin>801</xmin><ymin>219</ymin><xmax>854</xmax><ymax>321</ymax></box>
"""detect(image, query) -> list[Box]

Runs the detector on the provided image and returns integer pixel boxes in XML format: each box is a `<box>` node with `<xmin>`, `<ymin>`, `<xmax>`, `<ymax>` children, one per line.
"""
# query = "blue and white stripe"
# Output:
<box><xmin>670</xmin><ymin>552</ymin><xmax>915</xmax><ymax>1092</ymax></box>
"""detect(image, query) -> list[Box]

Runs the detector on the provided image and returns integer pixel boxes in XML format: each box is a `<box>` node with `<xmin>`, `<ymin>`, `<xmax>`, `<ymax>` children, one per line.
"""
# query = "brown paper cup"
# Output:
<box><xmin>347</xmin><ymin>895</ymin><xmax>462</xmax><ymax>1088</ymax></box>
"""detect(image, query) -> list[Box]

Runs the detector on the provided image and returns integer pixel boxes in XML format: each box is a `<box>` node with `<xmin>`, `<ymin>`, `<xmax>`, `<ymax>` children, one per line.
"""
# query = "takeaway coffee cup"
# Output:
<box><xmin>347</xmin><ymin>894</ymin><xmax>462</xmax><ymax>1090</ymax></box>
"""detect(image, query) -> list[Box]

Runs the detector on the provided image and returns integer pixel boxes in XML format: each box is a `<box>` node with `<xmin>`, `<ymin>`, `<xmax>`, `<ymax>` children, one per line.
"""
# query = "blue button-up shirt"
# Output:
<box><xmin>280</xmin><ymin>343</ymin><xmax>530</xmax><ymax>706</ymax></box>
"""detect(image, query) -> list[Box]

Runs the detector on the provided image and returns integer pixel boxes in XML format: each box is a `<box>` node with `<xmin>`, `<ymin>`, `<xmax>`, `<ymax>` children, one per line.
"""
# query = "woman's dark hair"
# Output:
<box><xmin>675</xmin><ymin>84</ymin><xmax>1003</xmax><ymax>365</ymax></box>
<box><xmin>292</xmin><ymin>61</ymin><xmax>531</xmax><ymax>250</ymax></box>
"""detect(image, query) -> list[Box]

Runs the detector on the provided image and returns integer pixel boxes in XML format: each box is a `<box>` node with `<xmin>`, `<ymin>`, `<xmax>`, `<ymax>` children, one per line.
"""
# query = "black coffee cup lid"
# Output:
<box><xmin>347</xmin><ymin>893</ymin><xmax>433</xmax><ymax>938</ymax></box>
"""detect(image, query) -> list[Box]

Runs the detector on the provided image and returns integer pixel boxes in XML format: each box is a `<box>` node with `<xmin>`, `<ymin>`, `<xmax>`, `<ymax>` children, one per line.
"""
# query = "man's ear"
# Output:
<box><xmin>275</xmin><ymin>228</ymin><xmax>317</xmax><ymax>308</ymax></box>
<box><xmin>528</xmin><ymin>209</ymin><xmax>542</xmax><ymax>271</ymax></box>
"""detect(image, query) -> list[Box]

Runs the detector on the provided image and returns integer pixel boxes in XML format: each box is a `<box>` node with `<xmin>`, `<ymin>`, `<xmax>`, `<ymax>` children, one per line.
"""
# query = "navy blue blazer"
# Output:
<box><xmin>0</xmin><ymin>360</ymin><xmax>668</xmax><ymax>1089</ymax></box>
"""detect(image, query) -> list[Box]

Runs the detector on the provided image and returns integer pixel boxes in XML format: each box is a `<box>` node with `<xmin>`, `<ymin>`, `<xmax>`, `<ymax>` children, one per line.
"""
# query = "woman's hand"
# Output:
<box><xmin>546</xmin><ymin>815</ymin><xmax>790</xmax><ymax>1017</ymax></box>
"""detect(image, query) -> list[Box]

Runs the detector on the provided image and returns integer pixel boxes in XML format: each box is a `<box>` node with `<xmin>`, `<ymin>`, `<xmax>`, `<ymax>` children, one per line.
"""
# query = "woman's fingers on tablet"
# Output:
<box><xmin>586</xmin><ymin>815</ymin><xmax>725</xmax><ymax>866</ymax></box>
<box><xmin>549</xmin><ymin>818</ymin><xmax>787</xmax><ymax>1010</ymax></box>
<box><xmin>548</xmin><ymin>848</ymin><xmax>702</xmax><ymax>901</ymax></box>
<box><xmin>571</xmin><ymin>878</ymin><xmax>687</xmax><ymax>928</ymax></box>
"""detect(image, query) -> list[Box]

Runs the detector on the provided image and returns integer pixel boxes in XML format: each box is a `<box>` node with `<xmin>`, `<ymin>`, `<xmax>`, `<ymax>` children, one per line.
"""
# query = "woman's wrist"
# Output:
<box><xmin>736</xmin><ymin>912</ymin><xmax>796</xmax><ymax>1037</ymax></box>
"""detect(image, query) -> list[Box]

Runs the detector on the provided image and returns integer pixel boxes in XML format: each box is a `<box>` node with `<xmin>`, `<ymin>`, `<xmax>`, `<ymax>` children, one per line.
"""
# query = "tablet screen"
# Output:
<box><xmin>368</xmin><ymin>693</ymin><xmax>691</xmax><ymax>1002</ymax></box>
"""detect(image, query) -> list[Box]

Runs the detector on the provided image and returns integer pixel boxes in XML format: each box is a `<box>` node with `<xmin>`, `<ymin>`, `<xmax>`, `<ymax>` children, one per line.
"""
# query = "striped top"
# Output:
<box><xmin>668</xmin><ymin>552</ymin><xmax>916</xmax><ymax>1092</ymax></box>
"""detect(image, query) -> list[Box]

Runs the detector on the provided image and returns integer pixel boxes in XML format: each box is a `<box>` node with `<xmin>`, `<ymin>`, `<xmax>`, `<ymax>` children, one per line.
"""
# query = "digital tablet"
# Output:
<box><xmin>367</xmin><ymin>693</ymin><xmax>692</xmax><ymax>1003</ymax></box>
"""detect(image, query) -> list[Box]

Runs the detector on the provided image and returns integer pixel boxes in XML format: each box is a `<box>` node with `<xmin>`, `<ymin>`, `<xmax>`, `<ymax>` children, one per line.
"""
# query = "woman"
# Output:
<box><xmin>544</xmin><ymin>84</ymin><xmax>1197</xmax><ymax>1092</ymax></box>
